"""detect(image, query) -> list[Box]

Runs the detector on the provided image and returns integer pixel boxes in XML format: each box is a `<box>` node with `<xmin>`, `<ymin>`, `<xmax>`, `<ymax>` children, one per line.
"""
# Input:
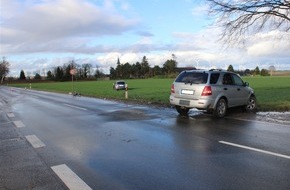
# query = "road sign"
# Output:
<box><xmin>70</xmin><ymin>69</ymin><xmax>77</xmax><ymax>75</ymax></box>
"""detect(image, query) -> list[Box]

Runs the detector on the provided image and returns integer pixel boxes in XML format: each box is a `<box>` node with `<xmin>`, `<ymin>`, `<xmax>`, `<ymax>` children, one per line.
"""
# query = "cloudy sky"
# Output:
<box><xmin>1</xmin><ymin>0</ymin><xmax>290</xmax><ymax>77</ymax></box>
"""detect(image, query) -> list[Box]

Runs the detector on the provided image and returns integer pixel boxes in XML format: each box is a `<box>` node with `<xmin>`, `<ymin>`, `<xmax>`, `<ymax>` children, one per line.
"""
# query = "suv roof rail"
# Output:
<box><xmin>209</xmin><ymin>69</ymin><xmax>223</xmax><ymax>71</ymax></box>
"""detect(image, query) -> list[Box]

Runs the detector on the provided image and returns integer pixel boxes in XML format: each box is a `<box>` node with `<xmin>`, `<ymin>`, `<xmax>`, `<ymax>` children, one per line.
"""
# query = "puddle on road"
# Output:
<box><xmin>101</xmin><ymin>108</ymin><xmax>157</xmax><ymax>121</ymax></box>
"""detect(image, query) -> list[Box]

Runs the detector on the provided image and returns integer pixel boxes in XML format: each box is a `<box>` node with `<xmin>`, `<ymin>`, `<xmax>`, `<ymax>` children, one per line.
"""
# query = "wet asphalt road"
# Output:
<box><xmin>1</xmin><ymin>86</ymin><xmax>290</xmax><ymax>190</ymax></box>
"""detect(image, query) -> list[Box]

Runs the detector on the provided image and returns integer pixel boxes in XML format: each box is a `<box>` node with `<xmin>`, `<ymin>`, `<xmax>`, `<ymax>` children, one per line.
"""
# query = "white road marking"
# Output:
<box><xmin>63</xmin><ymin>104</ymin><xmax>87</xmax><ymax>111</ymax></box>
<box><xmin>13</xmin><ymin>120</ymin><xmax>25</xmax><ymax>128</ymax></box>
<box><xmin>25</xmin><ymin>135</ymin><xmax>46</xmax><ymax>148</ymax></box>
<box><xmin>7</xmin><ymin>112</ymin><xmax>15</xmax><ymax>118</ymax></box>
<box><xmin>51</xmin><ymin>164</ymin><xmax>92</xmax><ymax>190</ymax></box>
<box><xmin>219</xmin><ymin>141</ymin><xmax>290</xmax><ymax>160</ymax></box>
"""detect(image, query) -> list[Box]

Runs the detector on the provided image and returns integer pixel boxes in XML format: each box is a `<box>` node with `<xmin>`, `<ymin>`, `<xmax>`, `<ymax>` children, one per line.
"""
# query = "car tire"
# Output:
<box><xmin>245</xmin><ymin>95</ymin><xmax>257</xmax><ymax>112</ymax></box>
<box><xmin>214</xmin><ymin>98</ymin><xmax>227</xmax><ymax>118</ymax></box>
<box><xmin>176</xmin><ymin>106</ymin><xmax>189</xmax><ymax>116</ymax></box>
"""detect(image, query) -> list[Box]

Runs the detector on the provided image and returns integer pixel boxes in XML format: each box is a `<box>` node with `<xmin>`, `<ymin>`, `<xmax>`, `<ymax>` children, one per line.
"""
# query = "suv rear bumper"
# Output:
<box><xmin>115</xmin><ymin>86</ymin><xmax>125</xmax><ymax>90</ymax></box>
<box><xmin>169</xmin><ymin>95</ymin><xmax>215</xmax><ymax>110</ymax></box>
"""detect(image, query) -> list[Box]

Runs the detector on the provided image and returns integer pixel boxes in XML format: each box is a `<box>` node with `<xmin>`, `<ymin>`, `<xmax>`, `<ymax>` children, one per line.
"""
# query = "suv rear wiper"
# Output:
<box><xmin>184</xmin><ymin>80</ymin><xmax>194</xmax><ymax>85</ymax></box>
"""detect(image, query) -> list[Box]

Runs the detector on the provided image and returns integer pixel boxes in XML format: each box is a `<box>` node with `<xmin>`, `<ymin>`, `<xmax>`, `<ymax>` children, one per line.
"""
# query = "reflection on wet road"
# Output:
<box><xmin>1</xmin><ymin>86</ymin><xmax>290</xmax><ymax>190</ymax></box>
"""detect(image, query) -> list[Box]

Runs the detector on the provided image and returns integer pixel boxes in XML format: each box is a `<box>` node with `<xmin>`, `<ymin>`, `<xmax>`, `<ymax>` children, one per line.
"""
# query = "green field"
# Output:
<box><xmin>8</xmin><ymin>76</ymin><xmax>290</xmax><ymax>111</ymax></box>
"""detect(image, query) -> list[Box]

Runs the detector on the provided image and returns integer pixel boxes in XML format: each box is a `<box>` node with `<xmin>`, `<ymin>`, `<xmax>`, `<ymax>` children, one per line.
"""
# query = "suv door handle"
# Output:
<box><xmin>224</xmin><ymin>88</ymin><xmax>227</xmax><ymax>90</ymax></box>
<box><xmin>237</xmin><ymin>88</ymin><xmax>240</xmax><ymax>91</ymax></box>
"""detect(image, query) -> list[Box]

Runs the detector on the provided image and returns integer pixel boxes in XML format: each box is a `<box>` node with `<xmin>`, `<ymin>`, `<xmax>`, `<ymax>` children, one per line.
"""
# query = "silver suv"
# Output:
<box><xmin>113</xmin><ymin>80</ymin><xmax>126</xmax><ymax>90</ymax></box>
<box><xmin>170</xmin><ymin>69</ymin><xmax>257</xmax><ymax>117</ymax></box>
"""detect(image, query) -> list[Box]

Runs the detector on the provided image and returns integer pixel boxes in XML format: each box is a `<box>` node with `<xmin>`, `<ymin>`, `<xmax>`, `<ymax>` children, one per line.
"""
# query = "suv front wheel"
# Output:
<box><xmin>214</xmin><ymin>98</ymin><xmax>227</xmax><ymax>118</ymax></box>
<box><xmin>245</xmin><ymin>95</ymin><xmax>257</xmax><ymax>112</ymax></box>
<box><xmin>176</xmin><ymin>106</ymin><xmax>189</xmax><ymax>116</ymax></box>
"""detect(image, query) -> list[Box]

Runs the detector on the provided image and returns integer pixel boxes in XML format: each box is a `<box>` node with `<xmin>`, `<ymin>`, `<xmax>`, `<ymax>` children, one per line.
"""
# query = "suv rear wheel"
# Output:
<box><xmin>176</xmin><ymin>106</ymin><xmax>189</xmax><ymax>116</ymax></box>
<box><xmin>214</xmin><ymin>98</ymin><xmax>227</xmax><ymax>118</ymax></box>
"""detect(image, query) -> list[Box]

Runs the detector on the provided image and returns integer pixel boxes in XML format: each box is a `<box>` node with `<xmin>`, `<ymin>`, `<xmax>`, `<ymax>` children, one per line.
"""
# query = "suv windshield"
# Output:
<box><xmin>175</xmin><ymin>71</ymin><xmax>208</xmax><ymax>84</ymax></box>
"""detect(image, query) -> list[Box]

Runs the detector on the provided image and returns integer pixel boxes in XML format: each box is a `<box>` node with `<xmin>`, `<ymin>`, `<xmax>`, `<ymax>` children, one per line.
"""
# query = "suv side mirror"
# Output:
<box><xmin>244</xmin><ymin>82</ymin><xmax>249</xmax><ymax>86</ymax></box>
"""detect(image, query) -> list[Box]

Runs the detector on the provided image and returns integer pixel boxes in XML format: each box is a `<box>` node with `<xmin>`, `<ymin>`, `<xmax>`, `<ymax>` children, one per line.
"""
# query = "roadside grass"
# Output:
<box><xmin>8</xmin><ymin>76</ymin><xmax>290</xmax><ymax>111</ymax></box>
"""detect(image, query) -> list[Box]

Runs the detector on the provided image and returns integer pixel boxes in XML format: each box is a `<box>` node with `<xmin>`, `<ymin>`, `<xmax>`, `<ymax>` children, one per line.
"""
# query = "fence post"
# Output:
<box><xmin>125</xmin><ymin>84</ymin><xmax>128</xmax><ymax>99</ymax></box>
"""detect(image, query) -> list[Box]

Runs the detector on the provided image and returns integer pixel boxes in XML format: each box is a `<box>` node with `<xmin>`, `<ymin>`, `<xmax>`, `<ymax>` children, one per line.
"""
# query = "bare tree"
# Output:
<box><xmin>82</xmin><ymin>63</ymin><xmax>92</xmax><ymax>78</ymax></box>
<box><xmin>207</xmin><ymin>0</ymin><xmax>290</xmax><ymax>44</ymax></box>
<box><xmin>0</xmin><ymin>57</ymin><xmax>10</xmax><ymax>84</ymax></box>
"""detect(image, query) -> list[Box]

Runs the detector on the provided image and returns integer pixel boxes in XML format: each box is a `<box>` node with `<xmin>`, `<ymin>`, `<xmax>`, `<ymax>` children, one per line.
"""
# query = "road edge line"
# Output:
<box><xmin>219</xmin><ymin>141</ymin><xmax>290</xmax><ymax>160</ymax></box>
<box><xmin>63</xmin><ymin>104</ymin><xmax>87</xmax><ymax>111</ymax></box>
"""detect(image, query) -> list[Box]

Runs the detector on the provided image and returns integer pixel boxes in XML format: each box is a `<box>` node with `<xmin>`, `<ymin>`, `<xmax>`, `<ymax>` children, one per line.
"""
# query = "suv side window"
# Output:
<box><xmin>232</xmin><ymin>74</ymin><xmax>244</xmax><ymax>86</ymax></box>
<box><xmin>210</xmin><ymin>73</ymin><xmax>220</xmax><ymax>84</ymax></box>
<box><xmin>222</xmin><ymin>73</ymin><xmax>233</xmax><ymax>85</ymax></box>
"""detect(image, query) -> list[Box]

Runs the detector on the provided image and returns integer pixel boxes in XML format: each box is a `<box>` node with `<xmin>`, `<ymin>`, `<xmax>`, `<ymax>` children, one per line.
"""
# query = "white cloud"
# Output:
<box><xmin>0</xmin><ymin>0</ymin><xmax>140</xmax><ymax>54</ymax></box>
<box><xmin>246</xmin><ymin>31</ymin><xmax>290</xmax><ymax>57</ymax></box>
<box><xmin>247</xmin><ymin>41</ymin><xmax>276</xmax><ymax>57</ymax></box>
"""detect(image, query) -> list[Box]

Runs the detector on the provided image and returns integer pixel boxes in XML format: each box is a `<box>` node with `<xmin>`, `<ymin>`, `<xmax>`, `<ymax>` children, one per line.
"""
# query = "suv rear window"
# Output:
<box><xmin>175</xmin><ymin>71</ymin><xmax>208</xmax><ymax>84</ymax></box>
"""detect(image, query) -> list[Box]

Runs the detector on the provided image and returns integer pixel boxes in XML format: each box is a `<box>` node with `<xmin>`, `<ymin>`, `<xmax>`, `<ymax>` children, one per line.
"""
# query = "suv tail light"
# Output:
<box><xmin>171</xmin><ymin>84</ymin><xmax>175</xmax><ymax>93</ymax></box>
<box><xmin>201</xmin><ymin>86</ymin><xmax>212</xmax><ymax>96</ymax></box>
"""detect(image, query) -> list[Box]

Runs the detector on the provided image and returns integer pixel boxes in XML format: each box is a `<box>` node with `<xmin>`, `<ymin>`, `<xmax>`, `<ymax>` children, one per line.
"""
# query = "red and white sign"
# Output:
<box><xmin>70</xmin><ymin>69</ymin><xmax>77</xmax><ymax>75</ymax></box>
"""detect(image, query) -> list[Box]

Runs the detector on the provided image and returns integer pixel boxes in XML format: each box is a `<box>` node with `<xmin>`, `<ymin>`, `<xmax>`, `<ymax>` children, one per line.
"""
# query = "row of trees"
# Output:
<box><xmin>46</xmin><ymin>60</ymin><xmax>105</xmax><ymax>81</ymax></box>
<box><xmin>110</xmin><ymin>55</ymin><xmax>178</xmax><ymax>79</ymax></box>
<box><xmin>15</xmin><ymin>55</ymin><xmax>178</xmax><ymax>81</ymax></box>
<box><xmin>17</xmin><ymin>55</ymin><xmax>178</xmax><ymax>81</ymax></box>
<box><xmin>18</xmin><ymin>60</ymin><xmax>106</xmax><ymax>81</ymax></box>
<box><xmin>227</xmin><ymin>65</ymin><xmax>274</xmax><ymax>76</ymax></box>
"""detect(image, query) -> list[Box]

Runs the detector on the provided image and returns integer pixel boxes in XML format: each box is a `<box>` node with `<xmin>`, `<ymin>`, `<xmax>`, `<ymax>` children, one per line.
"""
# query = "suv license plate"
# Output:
<box><xmin>181</xmin><ymin>89</ymin><xmax>194</xmax><ymax>95</ymax></box>
<box><xmin>179</xmin><ymin>100</ymin><xmax>190</xmax><ymax>106</ymax></box>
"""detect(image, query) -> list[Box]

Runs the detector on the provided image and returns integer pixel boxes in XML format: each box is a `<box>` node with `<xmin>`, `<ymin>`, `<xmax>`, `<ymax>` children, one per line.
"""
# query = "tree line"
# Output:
<box><xmin>15</xmin><ymin>55</ymin><xmax>179</xmax><ymax>81</ymax></box>
<box><xmin>17</xmin><ymin>60</ymin><xmax>105</xmax><ymax>81</ymax></box>
<box><xmin>46</xmin><ymin>60</ymin><xmax>103</xmax><ymax>81</ymax></box>
<box><xmin>110</xmin><ymin>55</ymin><xmax>178</xmax><ymax>79</ymax></box>
<box><xmin>227</xmin><ymin>65</ymin><xmax>274</xmax><ymax>76</ymax></box>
